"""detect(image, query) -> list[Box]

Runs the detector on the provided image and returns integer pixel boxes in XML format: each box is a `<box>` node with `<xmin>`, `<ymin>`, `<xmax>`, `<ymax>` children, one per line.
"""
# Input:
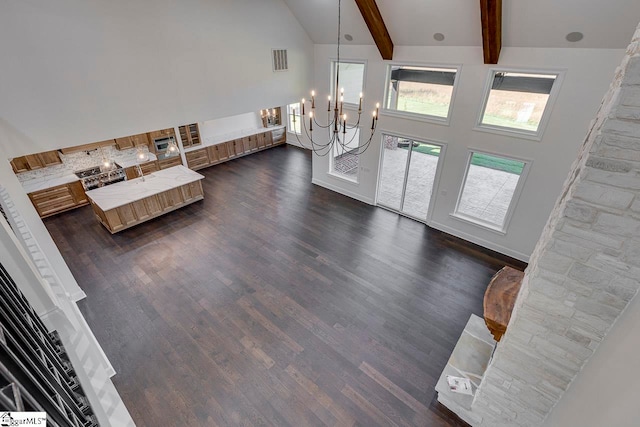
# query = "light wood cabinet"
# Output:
<box><xmin>124</xmin><ymin>160</ymin><xmax>158</xmax><ymax>180</ymax></box>
<box><xmin>183</xmin><ymin>128</ymin><xmax>286</xmax><ymax>172</ymax></box>
<box><xmin>28</xmin><ymin>181</ymin><xmax>89</xmax><ymax>218</ymax></box>
<box><xmin>11</xmin><ymin>150</ymin><xmax>62</xmax><ymax>173</ymax></box>
<box><xmin>178</xmin><ymin>123</ymin><xmax>201</xmax><ymax>148</ymax></box>
<box><xmin>148</xmin><ymin>128</ymin><xmax>176</xmax><ymax>141</ymax></box>
<box><xmin>140</xmin><ymin>160</ymin><xmax>160</xmax><ymax>175</ymax></box>
<box><xmin>91</xmin><ymin>180</ymin><xmax>204</xmax><ymax>233</ymax></box>
<box><xmin>233</xmin><ymin>139</ymin><xmax>245</xmax><ymax>156</ymax></box>
<box><xmin>186</xmin><ymin>148</ymin><xmax>210</xmax><ymax>171</ymax></box>
<box><xmin>60</xmin><ymin>140</ymin><xmax>115</xmax><ymax>155</ymax></box>
<box><xmin>158</xmin><ymin>156</ymin><xmax>182</xmax><ymax>170</ymax></box>
<box><xmin>115</xmin><ymin>133</ymin><xmax>149</xmax><ymax>150</ymax></box>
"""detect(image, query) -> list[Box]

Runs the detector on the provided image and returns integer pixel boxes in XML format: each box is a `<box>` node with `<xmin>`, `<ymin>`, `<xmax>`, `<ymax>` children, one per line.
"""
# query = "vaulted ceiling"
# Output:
<box><xmin>282</xmin><ymin>0</ymin><xmax>640</xmax><ymax>49</ymax></box>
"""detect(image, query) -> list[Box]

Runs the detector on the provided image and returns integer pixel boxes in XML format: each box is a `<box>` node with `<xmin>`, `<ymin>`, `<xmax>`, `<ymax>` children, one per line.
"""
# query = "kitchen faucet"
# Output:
<box><xmin>136</xmin><ymin>163</ymin><xmax>145</xmax><ymax>182</ymax></box>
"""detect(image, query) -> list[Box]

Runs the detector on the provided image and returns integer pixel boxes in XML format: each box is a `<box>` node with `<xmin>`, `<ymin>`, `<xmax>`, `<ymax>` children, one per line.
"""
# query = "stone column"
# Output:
<box><xmin>472</xmin><ymin>25</ymin><xmax>640</xmax><ymax>426</ymax></box>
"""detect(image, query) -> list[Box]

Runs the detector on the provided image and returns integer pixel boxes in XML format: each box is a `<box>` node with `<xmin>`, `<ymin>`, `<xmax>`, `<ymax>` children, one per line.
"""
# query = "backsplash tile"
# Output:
<box><xmin>16</xmin><ymin>146</ymin><xmax>151</xmax><ymax>183</ymax></box>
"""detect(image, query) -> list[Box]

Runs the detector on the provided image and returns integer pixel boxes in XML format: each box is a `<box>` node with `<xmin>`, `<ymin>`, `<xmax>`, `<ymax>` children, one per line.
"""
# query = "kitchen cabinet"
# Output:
<box><xmin>11</xmin><ymin>150</ymin><xmax>62</xmax><ymax>173</ymax></box>
<box><xmin>28</xmin><ymin>181</ymin><xmax>89</xmax><ymax>218</ymax></box>
<box><xmin>178</xmin><ymin>123</ymin><xmax>201</xmax><ymax>148</ymax></box>
<box><xmin>185</xmin><ymin>149</ymin><xmax>210</xmax><ymax>171</ymax></box>
<box><xmin>183</xmin><ymin>127</ymin><xmax>287</xmax><ymax>173</ymax></box>
<box><xmin>272</xmin><ymin>128</ymin><xmax>286</xmax><ymax>144</ymax></box>
<box><xmin>233</xmin><ymin>139</ymin><xmax>245</xmax><ymax>156</ymax></box>
<box><xmin>87</xmin><ymin>167</ymin><xmax>204</xmax><ymax>233</ymax></box>
<box><xmin>115</xmin><ymin>133</ymin><xmax>149</xmax><ymax>150</ymax></box>
<box><xmin>158</xmin><ymin>155</ymin><xmax>182</xmax><ymax>170</ymax></box>
<box><xmin>148</xmin><ymin>128</ymin><xmax>176</xmax><ymax>141</ymax></box>
<box><xmin>124</xmin><ymin>160</ymin><xmax>158</xmax><ymax>180</ymax></box>
<box><xmin>60</xmin><ymin>140</ymin><xmax>115</xmax><ymax>154</ymax></box>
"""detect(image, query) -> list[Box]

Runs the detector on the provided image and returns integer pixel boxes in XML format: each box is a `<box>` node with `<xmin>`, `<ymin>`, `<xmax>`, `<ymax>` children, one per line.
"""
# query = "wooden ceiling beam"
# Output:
<box><xmin>354</xmin><ymin>0</ymin><xmax>393</xmax><ymax>60</ymax></box>
<box><xmin>480</xmin><ymin>0</ymin><xmax>502</xmax><ymax>64</ymax></box>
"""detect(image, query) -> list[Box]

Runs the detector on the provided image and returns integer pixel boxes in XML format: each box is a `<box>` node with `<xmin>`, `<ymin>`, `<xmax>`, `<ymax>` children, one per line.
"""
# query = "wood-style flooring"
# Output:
<box><xmin>44</xmin><ymin>146</ymin><xmax>526</xmax><ymax>427</ymax></box>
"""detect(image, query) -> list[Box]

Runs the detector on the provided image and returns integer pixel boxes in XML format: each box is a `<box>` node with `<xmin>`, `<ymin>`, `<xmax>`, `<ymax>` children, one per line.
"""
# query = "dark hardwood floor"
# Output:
<box><xmin>44</xmin><ymin>146</ymin><xmax>526</xmax><ymax>427</ymax></box>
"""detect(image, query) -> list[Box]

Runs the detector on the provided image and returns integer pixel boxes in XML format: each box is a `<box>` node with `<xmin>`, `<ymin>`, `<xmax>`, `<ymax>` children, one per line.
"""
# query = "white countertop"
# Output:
<box><xmin>22</xmin><ymin>174</ymin><xmax>80</xmax><ymax>194</ymax></box>
<box><xmin>184</xmin><ymin>125</ymin><xmax>286</xmax><ymax>153</ymax></box>
<box><xmin>117</xmin><ymin>152</ymin><xmax>157</xmax><ymax>168</ymax></box>
<box><xmin>86</xmin><ymin>165</ymin><xmax>204</xmax><ymax>211</ymax></box>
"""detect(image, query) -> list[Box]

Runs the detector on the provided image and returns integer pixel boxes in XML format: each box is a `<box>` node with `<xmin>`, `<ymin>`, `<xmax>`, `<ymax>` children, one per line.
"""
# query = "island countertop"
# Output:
<box><xmin>85</xmin><ymin>165</ymin><xmax>204</xmax><ymax>211</ymax></box>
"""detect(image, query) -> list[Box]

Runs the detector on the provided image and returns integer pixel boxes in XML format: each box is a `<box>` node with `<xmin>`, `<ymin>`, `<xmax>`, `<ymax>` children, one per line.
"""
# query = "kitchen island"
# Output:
<box><xmin>85</xmin><ymin>165</ymin><xmax>205</xmax><ymax>233</ymax></box>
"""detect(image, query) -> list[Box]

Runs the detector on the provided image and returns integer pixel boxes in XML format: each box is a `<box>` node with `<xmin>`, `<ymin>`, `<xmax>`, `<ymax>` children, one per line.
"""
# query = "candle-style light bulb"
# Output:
<box><xmin>358</xmin><ymin>92</ymin><xmax>363</xmax><ymax>111</ymax></box>
<box><xmin>328</xmin><ymin>96</ymin><xmax>331</xmax><ymax>111</ymax></box>
<box><xmin>341</xmin><ymin>87</ymin><xmax>344</xmax><ymax>95</ymax></box>
<box><xmin>309</xmin><ymin>111</ymin><xmax>313</xmax><ymax>131</ymax></box>
<box><xmin>311</xmin><ymin>90</ymin><xmax>315</xmax><ymax>97</ymax></box>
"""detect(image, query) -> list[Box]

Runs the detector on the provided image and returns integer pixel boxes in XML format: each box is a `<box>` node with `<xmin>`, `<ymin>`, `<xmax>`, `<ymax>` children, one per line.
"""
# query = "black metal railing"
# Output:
<box><xmin>0</xmin><ymin>262</ymin><xmax>98</xmax><ymax>426</ymax></box>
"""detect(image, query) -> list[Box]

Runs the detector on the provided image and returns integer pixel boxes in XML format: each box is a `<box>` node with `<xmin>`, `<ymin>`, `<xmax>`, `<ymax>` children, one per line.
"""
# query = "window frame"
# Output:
<box><xmin>452</xmin><ymin>149</ymin><xmax>532</xmax><ymax>234</ymax></box>
<box><xmin>381</xmin><ymin>62</ymin><xmax>462</xmax><ymax>125</ymax></box>
<box><xmin>329</xmin><ymin>59</ymin><xmax>367</xmax><ymax>109</ymax></box>
<box><xmin>287</xmin><ymin>102</ymin><xmax>301</xmax><ymax>135</ymax></box>
<box><xmin>327</xmin><ymin>125</ymin><xmax>362</xmax><ymax>184</ymax></box>
<box><xmin>474</xmin><ymin>67</ymin><xmax>565</xmax><ymax>141</ymax></box>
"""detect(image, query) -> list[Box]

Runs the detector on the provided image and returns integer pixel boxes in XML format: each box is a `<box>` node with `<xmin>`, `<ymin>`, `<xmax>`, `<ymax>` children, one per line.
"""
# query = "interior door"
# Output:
<box><xmin>376</xmin><ymin>134</ymin><xmax>443</xmax><ymax>222</ymax></box>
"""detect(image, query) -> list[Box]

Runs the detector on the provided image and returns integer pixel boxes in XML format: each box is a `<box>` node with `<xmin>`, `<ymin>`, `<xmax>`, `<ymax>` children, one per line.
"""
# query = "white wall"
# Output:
<box><xmin>0</xmin><ymin>0</ymin><xmax>313</xmax><ymax>158</ymax></box>
<box><xmin>543</xmin><ymin>290</ymin><xmax>640</xmax><ymax>427</ymax></box>
<box><xmin>311</xmin><ymin>44</ymin><xmax>624</xmax><ymax>260</ymax></box>
<box><xmin>199</xmin><ymin>112</ymin><xmax>263</xmax><ymax>142</ymax></box>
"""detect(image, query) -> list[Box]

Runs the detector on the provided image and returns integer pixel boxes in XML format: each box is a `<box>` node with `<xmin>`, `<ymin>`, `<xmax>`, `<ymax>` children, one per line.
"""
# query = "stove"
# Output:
<box><xmin>74</xmin><ymin>163</ymin><xmax>126</xmax><ymax>190</ymax></box>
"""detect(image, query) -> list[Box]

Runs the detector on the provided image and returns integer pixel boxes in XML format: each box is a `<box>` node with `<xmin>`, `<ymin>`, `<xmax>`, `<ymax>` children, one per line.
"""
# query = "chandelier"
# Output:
<box><xmin>293</xmin><ymin>0</ymin><xmax>379</xmax><ymax>157</ymax></box>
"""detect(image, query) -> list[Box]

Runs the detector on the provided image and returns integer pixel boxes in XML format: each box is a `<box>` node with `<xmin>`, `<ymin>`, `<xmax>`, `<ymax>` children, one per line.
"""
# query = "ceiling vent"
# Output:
<box><xmin>272</xmin><ymin>49</ymin><xmax>288</xmax><ymax>72</ymax></box>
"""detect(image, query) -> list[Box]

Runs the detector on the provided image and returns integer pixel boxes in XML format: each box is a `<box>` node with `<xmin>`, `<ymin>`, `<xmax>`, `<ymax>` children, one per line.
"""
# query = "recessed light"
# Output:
<box><xmin>344</xmin><ymin>34</ymin><xmax>353</xmax><ymax>41</ymax></box>
<box><xmin>566</xmin><ymin>32</ymin><xmax>584</xmax><ymax>42</ymax></box>
<box><xmin>433</xmin><ymin>33</ymin><xmax>445</xmax><ymax>42</ymax></box>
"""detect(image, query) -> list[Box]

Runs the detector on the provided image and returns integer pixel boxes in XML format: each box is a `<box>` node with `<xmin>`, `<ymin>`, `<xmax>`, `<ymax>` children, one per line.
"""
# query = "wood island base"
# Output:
<box><xmin>90</xmin><ymin>180</ymin><xmax>204</xmax><ymax>233</ymax></box>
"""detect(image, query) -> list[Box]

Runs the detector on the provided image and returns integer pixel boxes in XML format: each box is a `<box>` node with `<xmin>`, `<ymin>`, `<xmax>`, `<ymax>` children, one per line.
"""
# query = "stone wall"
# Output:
<box><xmin>472</xmin><ymin>24</ymin><xmax>640</xmax><ymax>426</ymax></box>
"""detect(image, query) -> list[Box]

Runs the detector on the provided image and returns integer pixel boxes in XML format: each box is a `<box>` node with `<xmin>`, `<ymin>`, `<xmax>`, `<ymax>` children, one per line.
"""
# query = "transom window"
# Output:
<box><xmin>384</xmin><ymin>65</ymin><xmax>458</xmax><ymax>122</ymax></box>
<box><xmin>331</xmin><ymin>61</ymin><xmax>365</xmax><ymax>106</ymax></box>
<box><xmin>478</xmin><ymin>70</ymin><xmax>560</xmax><ymax>138</ymax></box>
<box><xmin>454</xmin><ymin>151</ymin><xmax>529</xmax><ymax>232</ymax></box>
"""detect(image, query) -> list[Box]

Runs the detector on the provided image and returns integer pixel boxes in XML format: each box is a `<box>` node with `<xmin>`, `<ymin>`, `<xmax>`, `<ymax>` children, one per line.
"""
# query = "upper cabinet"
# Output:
<box><xmin>178</xmin><ymin>123</ymin><xmax>201</xmax><ymax>148</ymax></box>
<box><xmin>10</xmin><ymin>150</ymin><xmax>62</xmax><ymax>173</ymax></box>
<box><xmin>59</xmin><ymin>139</ymin><xmax>115</xmax><ymax>154</ymax></box>
<box><xmin>115</xmin><ymin>133</ymin><xmax>150</xmax><ymax>150</ymax></box>
<box><xmin>148</xmin><ymin>128</ymin><xmax>176</xmax><ymax>140</ymax></box>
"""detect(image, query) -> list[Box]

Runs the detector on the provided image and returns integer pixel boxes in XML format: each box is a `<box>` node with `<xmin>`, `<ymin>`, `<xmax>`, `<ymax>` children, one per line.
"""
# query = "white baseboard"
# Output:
<box><xmin>429</xmin><ymin>219</ymin><xmax>530</xmax><ymax>262</ymax></box>
<box><xmin>311</xmin><ymin>178</ymin><xmax>375</xmax><ymax>205</ymax></box>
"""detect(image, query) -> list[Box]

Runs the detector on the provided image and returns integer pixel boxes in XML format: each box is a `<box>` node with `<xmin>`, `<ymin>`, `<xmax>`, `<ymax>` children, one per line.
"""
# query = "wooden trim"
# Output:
<box><xmin>480</xmin><ymin>0</ymin><xmax>502</xmax><ymax>64</ymax></box>
<box><xmin>354</xmin><ymin>0</ymin><xmax>393</xmax><ymax>60</ymax></box>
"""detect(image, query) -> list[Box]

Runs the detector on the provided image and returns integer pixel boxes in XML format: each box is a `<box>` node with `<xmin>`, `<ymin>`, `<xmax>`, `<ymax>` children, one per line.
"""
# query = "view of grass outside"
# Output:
<box><xmin>397</xmin><ymin>140</ymin><xmax>523</xmax><ymax>175</ymax></box>
<box><xmin>481</xmin><ymin>89</ymin><xmax>550</xmax><ymax>132</ymax></box>
<box><xmin>388</xmin><ymin>81</ymin><xmax>453</xmax><ymax>118</ymax></box>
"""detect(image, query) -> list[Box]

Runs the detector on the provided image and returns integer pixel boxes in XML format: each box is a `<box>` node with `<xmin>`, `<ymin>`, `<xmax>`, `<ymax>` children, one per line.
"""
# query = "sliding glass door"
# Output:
<box><xmin>377</xmin><ymin>134</ymin><xmax>443</xmax><ymax>221</ymax></box>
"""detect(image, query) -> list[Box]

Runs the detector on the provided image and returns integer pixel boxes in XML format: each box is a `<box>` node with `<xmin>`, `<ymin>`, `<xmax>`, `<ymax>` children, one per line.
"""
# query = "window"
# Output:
<box><xmin>332</xmin><ymin>61</ymin><xmax>365</xmax><ymax>106</ymax></box>
<box><xmin>384</xmin><ymin>65</ymin><xmax>458</xmax><ymax>122</ymax></box>
<box><xmin>478</xmin><ymin>70</ymin><xmax>560</xmax><ymax>137</ymax></box>
<box><xmin>288</xmin><ymin>103</ymin><xmax>301</xmax><ymax>134</ymax></box>
<box><xmin>329</xmin><ymin>127</ymin><xmax>360</xmax><ymax>182</ymax></box>
<box><xmin>454</xmin><ymin>151</ymin><xmax>528</xmax><ymax>232</ymax></box>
